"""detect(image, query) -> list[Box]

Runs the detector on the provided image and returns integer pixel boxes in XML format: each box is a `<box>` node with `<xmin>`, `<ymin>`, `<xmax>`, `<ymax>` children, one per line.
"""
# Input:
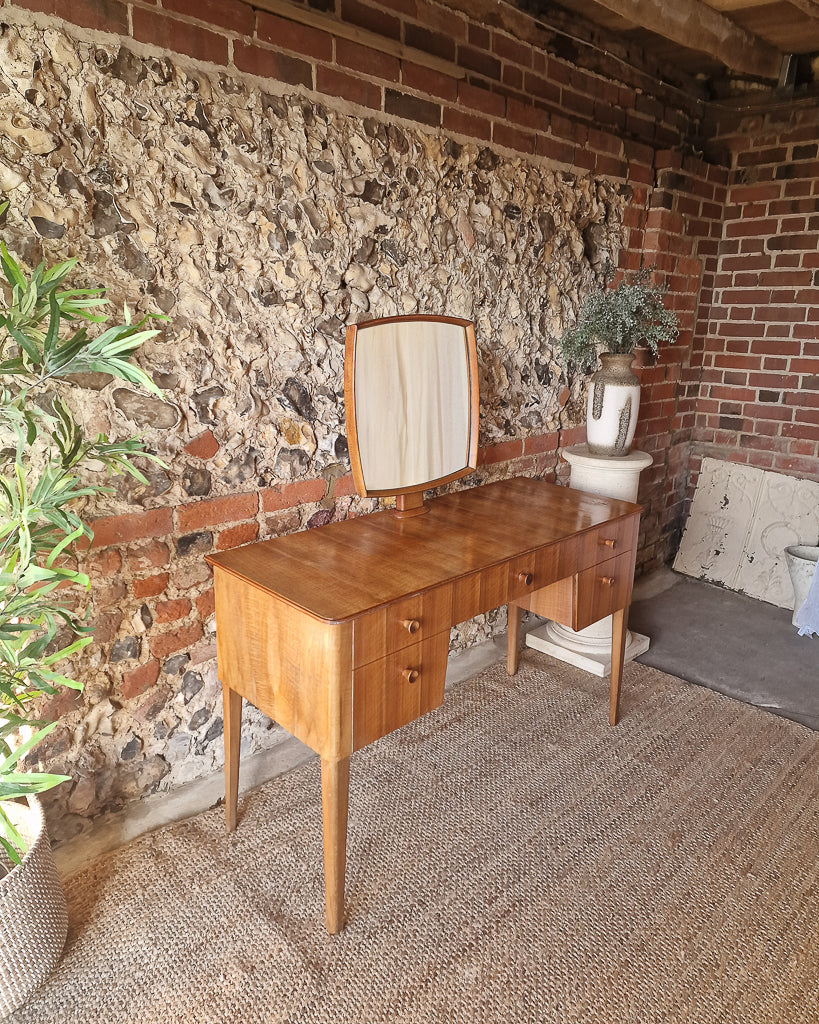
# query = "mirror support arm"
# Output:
<box><xmin>394</xmin><ymin>491</ymin><xmax>428</xmax><ymax>518</ymax></box>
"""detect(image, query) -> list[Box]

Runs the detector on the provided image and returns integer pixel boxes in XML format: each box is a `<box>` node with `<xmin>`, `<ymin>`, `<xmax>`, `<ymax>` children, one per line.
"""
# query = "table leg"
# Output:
<box><xmin>506</xmin><ymin>603</ymin><xmax>524</xmax><ymax>675</ymax></box>
<box><xmin>321</xmin><ymin>755</ymin><xmax>350</xmax><ymax>934</ymax></box>
<box><xmin>609</xmin><ymin>606</ymin><xmax>628</xmax><ymax>726</ymax></box>
<box><xmin>222</xmin><ymin>682</ymin><xmax>242</xmax><ymax>832</ymax></box>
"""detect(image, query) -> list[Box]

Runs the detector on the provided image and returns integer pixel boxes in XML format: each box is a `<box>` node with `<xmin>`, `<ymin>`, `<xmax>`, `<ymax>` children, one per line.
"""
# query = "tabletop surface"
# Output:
<box><xmin>206</xmin><ymin>477</ymin><xmax>640</xmax><ymax>622</ymax></box>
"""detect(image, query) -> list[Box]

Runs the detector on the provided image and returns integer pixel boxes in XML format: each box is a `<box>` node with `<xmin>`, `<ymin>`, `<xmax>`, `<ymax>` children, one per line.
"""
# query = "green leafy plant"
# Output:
<box><xmin>0</xmin><ymin>203</ymin><xmax>164</xmax><ymax>864</ymax></box>
<box><xmin>557</xmin><ymin>265</ymin><xmax>680</xmax><ymax>370</ymax></box>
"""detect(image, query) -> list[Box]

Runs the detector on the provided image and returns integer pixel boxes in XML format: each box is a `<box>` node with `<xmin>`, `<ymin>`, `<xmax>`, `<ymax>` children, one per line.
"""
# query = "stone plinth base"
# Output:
<box><xmin>525</xmin><ymin>620</ymin><xmax>650</xmax><ymax>677</ymax></box>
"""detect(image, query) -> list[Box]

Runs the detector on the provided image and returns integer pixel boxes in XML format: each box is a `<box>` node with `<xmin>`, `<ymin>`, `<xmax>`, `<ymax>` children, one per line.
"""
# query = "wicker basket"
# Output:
<box><xmin>0</xmin><ymin>797</ymin><xmax>68</xmax><ymax>1019</ymax></box>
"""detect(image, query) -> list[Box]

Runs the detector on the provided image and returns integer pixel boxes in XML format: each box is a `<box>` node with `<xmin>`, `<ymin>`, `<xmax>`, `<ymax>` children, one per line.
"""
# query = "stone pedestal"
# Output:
<box><xmin>526</xmin><ymin>444</ymin><xmax>652</xmax><ymax>677</ymax></box>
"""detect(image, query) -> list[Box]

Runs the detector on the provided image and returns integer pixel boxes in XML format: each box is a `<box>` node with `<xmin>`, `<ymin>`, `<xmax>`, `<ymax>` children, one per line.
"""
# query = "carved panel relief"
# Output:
<box><xmin>674</xmin><ymin>458</ymin><xmax>819</xmax><ymax>608</ymax></box>
<box><xmin>674</xmin><ymin>459</ymin><xmax>761</xmax><ymax>590</ymax></box>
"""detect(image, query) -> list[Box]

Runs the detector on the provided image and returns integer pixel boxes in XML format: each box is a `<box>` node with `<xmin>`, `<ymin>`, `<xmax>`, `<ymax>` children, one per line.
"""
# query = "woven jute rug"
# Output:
<box><xmin>7</xmin><ymin>658</ymin><xmax>819</xmax><ymax>1024</ymax></box>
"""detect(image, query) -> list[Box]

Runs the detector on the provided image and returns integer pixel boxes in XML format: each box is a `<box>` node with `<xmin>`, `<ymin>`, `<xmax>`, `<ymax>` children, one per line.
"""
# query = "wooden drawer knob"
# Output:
<box><xmin>601</xmin><ymin>538</ymin><xmax>617</xmax><ymax>549</ymax></box>
<box><xmin>601</xmin><ymin>576</ymin><xmax>615</xmax><ymax>588</ymax></box>
<box><xmin>518</xmin><ymin>571</ymin><xmax>534</xmax><ymax>586</ymax></box>
<box><xmin>401</xmin><ymin>619</ymin><xmax>421</xmax><ymax>634</ymax></box>
<box><xmin>402</xmin><ymin>668</ymin><xmax>419</xmax><ymax>684</ymax></box>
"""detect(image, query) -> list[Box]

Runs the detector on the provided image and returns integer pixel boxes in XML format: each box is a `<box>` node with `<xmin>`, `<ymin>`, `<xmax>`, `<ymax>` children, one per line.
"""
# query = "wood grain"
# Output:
<box><xmin>207</xmin><ymin>478</ymin><xmax>641</xmax><ymax>623</ymax></box>
<box><xmin>519</xmin><ymin>576</ymin><xmax>577</xmax><ymax>626</ymax></box>
<box><xmin>321</xmin><ymin>756</ymin><xmax>350</xmax><ymax>934</ymax></box>
<box><xmin>507</xmin><ymin>604</ymin><xmax>524</xmax><ymax>675</ymax></box>
<box><xmin>212</xmin><ymin>567</ymin><xmax>353</xmax><ymax>759</ymax></box>
<box><xmin>353</xmin><ymin>585</ymin><xmax>453</xmax><ymax>667</ymax></box>
<box><xmin>610</xmin><ymin>607</ymin><xmax>628</xmax><ymax>726</ymax></box>
<box><xmin>353</xmin><ymin>632</ymin><xmax>449</xmax><ymax>749</ymax></box>
<box><xmin>608</xmin><ymin>514</ymin><xmax>639</xmax><ymax>726</ymax></box>
<box><xmin>208</xmin><ymin>478</ymin><xmax>643</xmax><ymax>932</ymax></box>
<box><xmin>222</xmin><ymin>683</ymin><xmax>242</xmax><ymax>832</ymax></box>
<box><xmin>574</xmin><ymin>549</ymin><xmax>636</xmax><ymax>630</ymax></box>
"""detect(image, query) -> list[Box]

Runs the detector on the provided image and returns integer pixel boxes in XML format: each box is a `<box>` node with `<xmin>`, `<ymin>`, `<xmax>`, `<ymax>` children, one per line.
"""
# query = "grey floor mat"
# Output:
<box><xmin>629</xmin><ymin>574</ymin><xmax>818</xmax><ymax>729</ymax></box>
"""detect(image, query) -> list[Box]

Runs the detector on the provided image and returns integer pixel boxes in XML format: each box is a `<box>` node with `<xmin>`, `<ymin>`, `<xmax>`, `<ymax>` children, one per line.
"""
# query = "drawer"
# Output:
<box><xmin>353</xmin><ymin>585</ymin><xmax>452</xmax><ymax>668</ymax></box>
<box><xmin>452</xmin><ymin>564</ymin><xmax>508</xmax><ymax>624</ymax></box>
<box><xmin>352</xmin><ymin>632</ymin><xmax>449</xmax><ymax>750</ymax></box>
<box><xmin>508</xmin><ymin>515</ymin><xmax>636</xmax><ymax>601</ymax></box>
<box><xmin>523</xmin><ymin>548</ymin><xmax>636</xmax><ymax>629</ymax></box>
<box><xmin>507</xmin><ymin>553</ymin><xmax>543</xmax><ymax>602</ymax></box>
<box><xmin>574</xmin><ymin>549</ymin><xmax>635</xmax><ymax>630</ymax></box>
<box><xmin>576</xmin><ymin>516</ymin><xmax>637</xmax><ymax>573</ymax></box>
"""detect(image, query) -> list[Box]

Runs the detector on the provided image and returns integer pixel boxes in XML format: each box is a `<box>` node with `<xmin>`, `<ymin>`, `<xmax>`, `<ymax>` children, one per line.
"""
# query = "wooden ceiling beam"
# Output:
<box><xmin>786</xmin><ymin>0</ymin><xmax>819</xmax><ymax>21</ymax></box>
<box><xmin>713</xmin><ymin>0</ymin><xmax>819</xmax><ymax>20</ymax></box>
<box><xmin>589</xmin><ymin>0</ymin><xmax>784</xmax><ymax>79</ymax></box>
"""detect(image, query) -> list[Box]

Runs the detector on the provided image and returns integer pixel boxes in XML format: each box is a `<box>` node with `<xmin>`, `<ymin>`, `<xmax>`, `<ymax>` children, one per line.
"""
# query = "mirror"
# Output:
<box><xmin>344</xmin><ymin>315</ymin><xmax>479</xmax><ymax>516</ymax></box>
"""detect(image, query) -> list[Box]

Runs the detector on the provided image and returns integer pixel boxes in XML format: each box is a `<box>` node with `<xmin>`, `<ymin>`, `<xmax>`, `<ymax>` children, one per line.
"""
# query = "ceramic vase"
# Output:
<box><xmin>586</xmin><ymin>352</ymin><xmax>640</xmax><ymax>457</ymax></box>
<box><xmin>784</xmin><ymin>544</ymin><xmax>819</xmax><ymax>625</ymax></box>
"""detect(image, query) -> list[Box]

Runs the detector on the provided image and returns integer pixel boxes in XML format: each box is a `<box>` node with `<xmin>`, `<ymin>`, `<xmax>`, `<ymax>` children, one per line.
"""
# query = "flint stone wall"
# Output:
<box><xmin>0</xmin><ymin>20</ymin><xmax>627</xmax><ymax>840</ymax></box>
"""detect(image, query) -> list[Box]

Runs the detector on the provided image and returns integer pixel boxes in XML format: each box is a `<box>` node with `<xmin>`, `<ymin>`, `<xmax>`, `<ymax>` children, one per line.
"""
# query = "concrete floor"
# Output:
<box><xmin>54</xmin><ymin>568</ymin><xmax>817</xmax><ymax>875</ymax></box>
<box><xmin>629</xmin><ymin>568</ymin><xmax>818</xmax><ymax>731</ymax></box>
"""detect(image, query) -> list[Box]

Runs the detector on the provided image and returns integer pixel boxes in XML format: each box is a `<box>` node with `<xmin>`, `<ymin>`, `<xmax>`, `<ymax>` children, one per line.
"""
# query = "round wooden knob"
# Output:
<box><xmin>518</xmin><ymin>571</ymin><xmax>534</xmax><ymax>586</ymax></box>
<box><xmin>601</xmin><ymin>576</ymin><xmax>615</xmax><ymax>588</ymax></box>
<box><xmin>601</xmin><ymin>538</ymin><xmax>617</xmax><ymax>549</ymax></box>
<box><xmin>402</xmin><ymin>668</ymin><xmax>419</xmax><ymax>684</ymax></box>
<box><xmin>401</xmin><ymin>619</ymin><xmax>420</xmax><ymax>634</ymax></box>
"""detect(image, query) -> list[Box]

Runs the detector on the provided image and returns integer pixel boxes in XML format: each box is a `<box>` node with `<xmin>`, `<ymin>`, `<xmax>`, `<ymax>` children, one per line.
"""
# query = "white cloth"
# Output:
<box><xmin>793</xmin><ymin>556</ymin><xmax>819</xmax><ymax>638</ymax></box>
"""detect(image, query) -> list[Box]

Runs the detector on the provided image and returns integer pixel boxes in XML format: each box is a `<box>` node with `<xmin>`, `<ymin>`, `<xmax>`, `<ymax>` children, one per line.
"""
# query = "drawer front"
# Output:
<box><xmin>574</xmin><ymin>549</ymin><xmax>635</xmax><ymax>629</ymax></box>
<box><xmin>576</xmin><ymin>516</ymin><xmax>637</xmax><ymax>573</ymax></box>
<box><xmin>352</xmin><ymin>632</ymin><xmax>449</xmax><ymax>750</ymax></box>
<box><xmin>451</xmin><ymin>564</ymin><xmax>508</xmax><ymax>625</ymax></box>
<box><xmin>353</xmin><ymin>585</ymin><xmax>452</xmax><ymax>668</ymax></box>
<box><xmin>507</xmin><ymin>514</ymin><xmax>637</xmax><ymax>602</ymax></box>
<box><xmin>507</xmin><ymin>553</ymin><xmax>544</xmax><ymax>602</ymax></box>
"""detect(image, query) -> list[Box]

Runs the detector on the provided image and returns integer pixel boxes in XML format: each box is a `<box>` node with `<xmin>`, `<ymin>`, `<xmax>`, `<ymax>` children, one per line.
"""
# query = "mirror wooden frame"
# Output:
<box><xmin>344</xmin><ymin>314</ymin><xmax>480</xmax><ymax>517</ymax></box>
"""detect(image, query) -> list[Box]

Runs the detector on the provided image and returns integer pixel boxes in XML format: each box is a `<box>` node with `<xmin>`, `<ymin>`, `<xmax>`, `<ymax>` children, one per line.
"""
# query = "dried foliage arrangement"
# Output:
<box><xmin>558</xmin><ymin>266</ymin><xmax>680</xmax><ymax>370</ymax></box>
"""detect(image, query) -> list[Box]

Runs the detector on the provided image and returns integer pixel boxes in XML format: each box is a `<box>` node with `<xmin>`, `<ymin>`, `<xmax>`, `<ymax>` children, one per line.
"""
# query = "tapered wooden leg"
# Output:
<box><xmin>609</xmin><ymin>606</ymin><xmax>628</xmax><ymax>726</ymax></box>
<box><xmin>507</xmin><ymin>604</ymin><xmax>524</xmax><ymax>675</ymax></box>
<box><xmin>321</xmin><ymin>756</ymin><xmax>350</xmax><ymax>934</ymax></box>
<box><xmin>222</xmin><ymin>682</ymin><xmax>242</xmax><ymax>831</ymax></box>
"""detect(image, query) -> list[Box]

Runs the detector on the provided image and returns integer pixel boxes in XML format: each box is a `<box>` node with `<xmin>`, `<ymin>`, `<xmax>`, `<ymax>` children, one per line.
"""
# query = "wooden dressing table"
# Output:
<box><xmin>206</xmin><ymin>475</ymin><xmax>640</xmax><ymax>933</ymax></box>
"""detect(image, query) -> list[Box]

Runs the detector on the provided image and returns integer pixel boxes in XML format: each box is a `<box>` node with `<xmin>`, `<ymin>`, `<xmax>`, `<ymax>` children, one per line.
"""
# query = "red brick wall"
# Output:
<box><xmin>615</xmin><ymin>153</ymin><xmax>729</xmax><ymax>570</ymax></box>
<box><xmin>689</xmin><ymin>100</ymin><xmax>819</xmax><ymax>503</ymax></box>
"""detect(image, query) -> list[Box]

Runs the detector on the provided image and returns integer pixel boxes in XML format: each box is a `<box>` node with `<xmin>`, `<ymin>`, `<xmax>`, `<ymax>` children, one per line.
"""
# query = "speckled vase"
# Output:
<box><xmin>586</xmin><ymin>352</ymin><xmax>641</xmax><ymax>457</ymax></box>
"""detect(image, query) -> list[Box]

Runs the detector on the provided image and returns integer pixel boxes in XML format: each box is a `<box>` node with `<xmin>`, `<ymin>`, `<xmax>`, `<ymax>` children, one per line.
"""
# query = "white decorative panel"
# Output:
<box><xmin>674</xmin><ymin>458</ymin><xmax>819</xmax><ymax>608</ymax></box>
<box><xmin>674</xmin><ymin>459</ymin><xmax>762</xmax><ymax>589</ymax></box>
<box><xmin>741</xmin><ymin>474</ymin><xmax>819</xmax><ymax>607</ymax></box>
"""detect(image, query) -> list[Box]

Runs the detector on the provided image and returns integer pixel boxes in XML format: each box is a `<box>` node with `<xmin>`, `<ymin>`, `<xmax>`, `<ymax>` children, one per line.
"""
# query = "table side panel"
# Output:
<box><xmin>213</xmin><ymin>567</ymin><xmax>353</xmax><ymax>759</ymax></box>
<box><xmin>521</xmin><ymin>576</ymin><xmax>576</xmax><ymax>624</ymax></box>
